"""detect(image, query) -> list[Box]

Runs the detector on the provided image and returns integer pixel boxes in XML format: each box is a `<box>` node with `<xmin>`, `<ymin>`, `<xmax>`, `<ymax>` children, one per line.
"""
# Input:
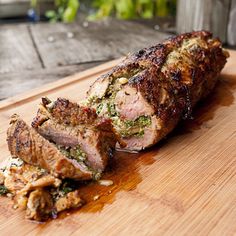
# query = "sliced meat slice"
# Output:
<box><xmin>7</xmin><ymin>115</ymin><xmax>93</xmax><ymax>180</ymax></box>
<box><xmin>32</xmin><ymin>98</ymin><xmax>122</xmax><ymax>172</ymax></box>
<box><xmin>37</xmin><ymin>119</ymin><xmax>113</xmax><ymax>172</ymax></box>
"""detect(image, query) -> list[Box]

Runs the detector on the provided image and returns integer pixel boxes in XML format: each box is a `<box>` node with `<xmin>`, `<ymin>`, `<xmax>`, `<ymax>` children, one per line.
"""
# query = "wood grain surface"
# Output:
<box><xmin>0</xmin><ymin>24</ymin><xmax>41</xmax><ymax>74</ymax></box>
<box><xmin>0</xmin><ymin>51</ymin><xmax>235</xmax><ymax>236</ymax></box>
<box><xmin>30</xmin><ymin>20</ymin><xmax>169</xmax><ymax>68</ymax></box>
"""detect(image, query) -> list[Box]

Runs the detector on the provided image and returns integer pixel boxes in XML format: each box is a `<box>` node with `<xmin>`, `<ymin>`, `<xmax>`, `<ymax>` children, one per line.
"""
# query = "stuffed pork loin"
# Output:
<box><xmin>87</xmin><ymin>31</ymin><xmax>229</xmax><ymax>151</ymax></box>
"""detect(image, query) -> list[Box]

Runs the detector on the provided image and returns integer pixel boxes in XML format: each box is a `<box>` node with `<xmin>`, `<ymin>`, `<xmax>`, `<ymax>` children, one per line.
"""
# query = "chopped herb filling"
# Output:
<box><xmin>58</xmin><ymin>145</ymin><xmax>87</xmax><ymax>163</ymax></box>
<box><xmin>50</xmin><ymin>180</ymin><xmax>74</xmax><ymax>201</ymax></box>
<box><xmin>57</xmin><ymin>145</ymin><xmax>101</xmax><ymax>180</ymax></box>
<box><xmin>96</xmin><ymin>103</ymin><xmax>103</xmax><ymax>114</ymax></box>
<box><xmin>0</xmin><ymin>185</ymin><xmax>8</xmax><ymax>195</ymax></box>
<box><xmin>114</xmin><ymin>116</ymin><xmax>151</xmax><ymax>138</ymax></box>
<box><xmin>88</xmin><ymin>68</ymin><xmax>152</xmax><ymax>138</ymax></box>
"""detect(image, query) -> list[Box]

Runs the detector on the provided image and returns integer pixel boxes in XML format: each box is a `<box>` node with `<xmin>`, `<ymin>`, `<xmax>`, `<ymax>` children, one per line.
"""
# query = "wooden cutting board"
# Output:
<box><xmin>0</xmin><ymin>50</ymin><xmax>236</xmax><ymax>236</ymax></box>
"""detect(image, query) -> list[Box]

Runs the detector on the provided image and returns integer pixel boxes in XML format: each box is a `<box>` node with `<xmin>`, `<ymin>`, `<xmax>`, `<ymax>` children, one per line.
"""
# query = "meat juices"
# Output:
<box><xmin>87</xmin><ymin>31</ymin><xmax>229</xmax><ymax>150</ymax></box>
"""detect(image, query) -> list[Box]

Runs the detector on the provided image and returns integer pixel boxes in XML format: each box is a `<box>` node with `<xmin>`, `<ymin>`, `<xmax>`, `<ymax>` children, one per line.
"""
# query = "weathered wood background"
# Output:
<box><xmin>228</xmin><ymin>0</ymin><xmax>236</xmax><ymax>45</ymax></box>
<box><xmin>0</xmin><ymin>19</ymin><xmax>171</xmax><ymax>100</ymax></box>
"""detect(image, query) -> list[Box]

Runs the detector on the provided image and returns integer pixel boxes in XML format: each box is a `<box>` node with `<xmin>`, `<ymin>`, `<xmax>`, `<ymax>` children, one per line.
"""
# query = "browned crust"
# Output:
<box><xmin>49</xmin><ymin>98</ymin><xmax>98</xmax><ymax>126</ymax></box>
<box><xmin>88</xmin><ymin>31</ymin><xmax>229</xmax><ymax>149</ymax></box>
<box><xmin>90</xmin><ymin>31</ymin><xmax>228</xmax><ymax>120</ymax></box>
<box><xmin>32</xmin><ymin>98</ymin><xmax>98</xmax><ymax>128</ymax></box>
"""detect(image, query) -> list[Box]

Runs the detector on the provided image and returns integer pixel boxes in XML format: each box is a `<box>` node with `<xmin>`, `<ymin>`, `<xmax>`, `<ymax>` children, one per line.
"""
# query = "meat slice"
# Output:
<box><xmin>87</xmin><ymin>31</ymin><xmax>229</xmax><ymax>151</ymax></box>
<box><xmin>32</xmin><ymin>98</ymin><xmax>122</xmax><ymax>172</ymax></box>
<box><xmin>7</xmin><ymin>115</ymin><xmax>93</xmax><ymax>180</ymax></box>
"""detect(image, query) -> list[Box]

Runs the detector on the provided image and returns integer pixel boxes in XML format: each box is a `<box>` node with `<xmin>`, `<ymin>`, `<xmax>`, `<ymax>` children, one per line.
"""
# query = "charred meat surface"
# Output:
<box><xmin>87</xmin><ymin>31</ymin><xmax>229</xmax><ymax>150</ymax></box>
<box><xmin>32</xmin><ymin>98</ymin><xmax>122</xmax><ymax>173</ymax></box>
<box><xmin>33</xmin><ymin>97</ymin><xmax>98</xmax><ymax>127</ymax></box>
<box><xmin>7</xmin><ymin>115</ymin><xmax>93</xmax><ymax>180</ymax></box>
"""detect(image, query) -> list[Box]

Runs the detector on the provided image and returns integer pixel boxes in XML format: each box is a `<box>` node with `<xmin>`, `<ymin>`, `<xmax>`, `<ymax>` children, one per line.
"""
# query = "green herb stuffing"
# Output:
<box><xmin>0</xmin><ymin>185</ymin><xmax>8</xmax><ymax>195</ymax></box>
<box><xmin>51</xmin><ymin>180</ymin><xmax>75</xmax><ymax>201</ymax></box>
<box><xmin>87</xmin><ymin>95</ymin><xmax>99</xmax><ymax>105</ymax></box>
<box><xmin>61</xmin><ymin>186</ymin><xmax>73</xmax><ymax>195</ymax></box>
<box><xmin>96</xmin><ymin>103</ymin><xmax>103</xmax><ymax>114</ymax></box>
<box><xmin>124</xmin><ymin>116</ymin><xmax>151</xmax><ymax>128</ymax></box>
<box><xmin>69</xmin><ymin>147</ymin><xmax>87</xmax><ymax>162</ymax></box>
<box><xmin>114</xmin><ymin>115</ymin><xmax>152</xmax><ymax>138</ymax></box>
<box><xmin>107</xmin><ymin>102</ymin><xmax>118</xmax><ymax>117</ymax></box>
<box><xmin>95</xmin><ymin>101</ymin><xmax>119</xmax><ymax>117</ymax></box>
<box><xmin>136</xmin><ymin>130</ymin><xmax>145</xmax><ymax>137</ymax></box>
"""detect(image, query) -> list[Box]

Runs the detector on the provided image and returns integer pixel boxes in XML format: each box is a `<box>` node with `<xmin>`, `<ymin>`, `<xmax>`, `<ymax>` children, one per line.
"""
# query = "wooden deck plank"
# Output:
<box><xmin>0</xmin><ymin>24</ymin><xmax>42</xmax><ymax>74</ymax></box>
<box><xmin>0</xmin><ymin>61</ymin><xmax>102</xmax><ymax>100</ymax></box>
<box><xmin>30</xmin><ymin>19</ymin><xmax>171</xmax><ymax>68</ymax></box>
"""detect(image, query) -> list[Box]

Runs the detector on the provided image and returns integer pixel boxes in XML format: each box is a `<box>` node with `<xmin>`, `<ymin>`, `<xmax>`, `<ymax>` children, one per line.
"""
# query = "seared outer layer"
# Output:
<box><xmin>33</xmin><ymin>98</ymin><xmax>123</xmax><ymax>139</ymax></box>
<box><xmin>7</xmin><ymin>115</ymin><xmax>93</xmax><ymax>180</ymax></box>
<box><xmin>88</xmin><ymin>31</ymin><xmax>229</xmax><ymax>149</ymax></box>
<box><xmin>33</xmin><ymin>98</ymin><xmax>104</xmax><ymax>128</ymax></box>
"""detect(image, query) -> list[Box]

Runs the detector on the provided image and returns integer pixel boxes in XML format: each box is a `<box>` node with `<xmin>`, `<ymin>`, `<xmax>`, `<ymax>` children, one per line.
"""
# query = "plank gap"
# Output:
<box><xmin>28</xmin><ymin>25</ymin><xmax>45</xmax><ymax>69</ymax></box>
